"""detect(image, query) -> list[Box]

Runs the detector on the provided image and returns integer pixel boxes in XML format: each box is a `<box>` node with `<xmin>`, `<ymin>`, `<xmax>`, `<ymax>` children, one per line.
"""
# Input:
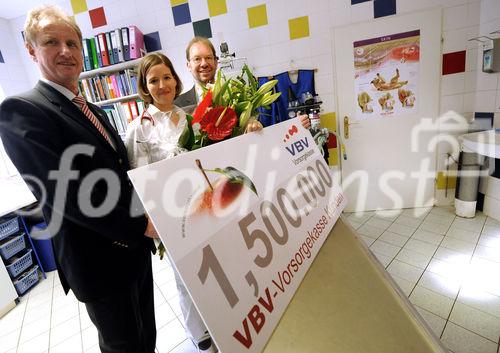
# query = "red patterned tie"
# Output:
<box><xmin>73</xmin><ymin>96</ymin><xmax>113</xmax><ymax>146</ymax></box>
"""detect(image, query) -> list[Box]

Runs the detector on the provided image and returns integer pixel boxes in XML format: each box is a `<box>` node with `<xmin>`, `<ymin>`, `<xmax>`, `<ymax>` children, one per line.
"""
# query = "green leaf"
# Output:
<box><xmin>239</xmin><ymin>103</ymin><xmax>252</xmax><ymax>128</ymax></box>
<box><xmin>243</xmin><ymin>64</ymin><xmax>258</xmax><ymax>92</ymax></box>
<box><xmin>208</xmin><ymin>166</ymin><xmax>258</xmax><ymax>196</ymax></box>
<box><xmin>178</xmin><ymin>114</ymin><xmax>195</xmax><ymax>150</ymax></box>
<box><xmin>211</xmin><ymin>70</ymin><xmax>222</xmax><ymax>102</ymax></box>
<box><xmin>256</xmin><ymin>79</ymin><xmax>277</xmax><ymax>95</ymax></box>
<box><xmin>213</xmin><ymin>79</ymin><xmax>232</xmax><ymax>106</ymax></box>
<box><xmin>261</xmin><ymin>92</ymin><xmax>281</xmax><ymax>106</ymax></box>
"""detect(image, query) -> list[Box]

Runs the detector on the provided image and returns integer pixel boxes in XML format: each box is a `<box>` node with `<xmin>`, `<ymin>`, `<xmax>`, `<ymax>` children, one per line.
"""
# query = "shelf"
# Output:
<box><xmin>92</xmin><ymin>94</ymin><xmax>140</xmax><ymax>107</ymax></box>
<box><xmin>287</xmin><ymin>101</ymin><xmax>323</xmax><ymax>111</ymax></box>
<box><xmin>80</xmin><ymin>58</ymin><xmax>142</xmax><ymax>79</ymax></box>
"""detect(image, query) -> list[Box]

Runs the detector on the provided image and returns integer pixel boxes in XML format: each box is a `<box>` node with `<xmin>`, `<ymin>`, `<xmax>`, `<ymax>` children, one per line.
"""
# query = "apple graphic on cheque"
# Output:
<box><xmin>192</xmin><ymin>160</ymin><xmax>258</xmax><ymax>215</ymax></box>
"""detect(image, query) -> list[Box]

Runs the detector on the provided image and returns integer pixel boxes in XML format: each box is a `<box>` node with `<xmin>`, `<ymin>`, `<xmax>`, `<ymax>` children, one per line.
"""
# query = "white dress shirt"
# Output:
<box><xmin>124</xmin><ymin>104</ymin><xmax>187</xmax><ymax>169</ymax></box>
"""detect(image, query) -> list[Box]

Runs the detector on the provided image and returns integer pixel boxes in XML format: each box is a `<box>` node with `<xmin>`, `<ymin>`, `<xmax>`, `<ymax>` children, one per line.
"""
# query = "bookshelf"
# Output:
<box><xmin>93</xmin><ymin>93</ymin><xmax>140</xmax><ymax>107</ymax></box>
<box><xmin>79</xmin><ymin>58</ymin><xmax>144</xmax><ymax>137</ymax></box>
<box><xmin>80</xmin><ymin>57</ymin><xmax>141</xmax><ymax>79</ymax></box>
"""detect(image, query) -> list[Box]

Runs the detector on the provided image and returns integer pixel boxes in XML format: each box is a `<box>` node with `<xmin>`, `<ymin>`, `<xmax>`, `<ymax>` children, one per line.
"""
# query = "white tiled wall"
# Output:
<box><xmin>0</xmin><ymin>18</ymin><xmax>31</xmax><ymax>100</ymax></box>
<box><xmin>0</xmin><ymin>0</ymin><xmax>499</xmax><ymax>205</ymax></box>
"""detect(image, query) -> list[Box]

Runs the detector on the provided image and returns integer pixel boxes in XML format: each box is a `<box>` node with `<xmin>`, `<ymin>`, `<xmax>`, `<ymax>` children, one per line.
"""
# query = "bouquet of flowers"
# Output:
<box><xmin>178</xmin><ymin>64</ymin><xmax>281</xmax><ymax>150</ymax></box>
<box><xmin>157</xmin><ymin>65</ymin><xmax>280</xmax><ymax>259</ymax></box>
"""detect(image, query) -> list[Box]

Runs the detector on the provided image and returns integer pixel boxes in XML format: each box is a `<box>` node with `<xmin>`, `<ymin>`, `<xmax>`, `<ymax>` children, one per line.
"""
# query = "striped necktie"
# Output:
<box><xmin>72</xmin><ymin>96</ymin><xmax>114</xmax><ymax>147</ymax></box>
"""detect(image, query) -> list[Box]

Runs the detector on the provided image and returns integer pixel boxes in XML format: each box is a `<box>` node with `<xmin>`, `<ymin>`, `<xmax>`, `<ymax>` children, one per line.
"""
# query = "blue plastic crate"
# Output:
<box><xmin>0</xmin><ymin>217</ymin><xmax>19</xmax><ymax>241</ymax></box>
<box><xmin>0</xmin><ymin>233</ymin><xmax>26</xmax><ymax>260</ymax></box>
<box><xmin>6</xmin><ymin>249</ymin><xmax>33</xmax><ymax>278</ymax></box>
<box><xmin>13</xmin><ymin>265</ymin><xmax>39</xmax><ymax>296</ymax></box>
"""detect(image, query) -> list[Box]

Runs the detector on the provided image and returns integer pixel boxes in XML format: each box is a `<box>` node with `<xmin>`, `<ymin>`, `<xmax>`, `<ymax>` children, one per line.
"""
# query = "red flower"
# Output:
<box><xmin>200</xmin><ymin>106</ymin><xmax>237</xmax><ymax>141</ymax></box>
<box><xmin>192</xmin><ymin>90</ymin><xmax>213</xmax><ymax>124</ymax></box>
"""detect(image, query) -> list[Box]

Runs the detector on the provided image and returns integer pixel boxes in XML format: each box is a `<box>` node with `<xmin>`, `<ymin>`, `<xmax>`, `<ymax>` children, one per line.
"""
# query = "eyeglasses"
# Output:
<box><xmin>189</xmin><ymin>56</ymin><xmax>217</xmax><ymax>64</ymax></box>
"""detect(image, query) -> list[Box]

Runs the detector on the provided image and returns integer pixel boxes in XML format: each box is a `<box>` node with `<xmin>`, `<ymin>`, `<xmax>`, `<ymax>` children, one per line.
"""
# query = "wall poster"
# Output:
<box><xmin>354</xmin><ymin>29</ymin><xmax>420</xmax><ymax>119</ymax></box>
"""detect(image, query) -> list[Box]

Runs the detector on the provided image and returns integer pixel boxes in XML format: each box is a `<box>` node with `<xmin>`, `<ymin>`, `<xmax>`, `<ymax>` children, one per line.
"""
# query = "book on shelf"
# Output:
<box><xmin>79</xmin><ymin>69</ymin><xmax>138</xmax><ymax>103</ymax></box>
<box><xmin>101</xmin><ymin>99</ymin><xmax>143</xmax><ymax>136</ymax></box>
<box><xmin>81</xmin><ymin>25</ymin><xmax>146</xmax><ymax>71</ymax></box>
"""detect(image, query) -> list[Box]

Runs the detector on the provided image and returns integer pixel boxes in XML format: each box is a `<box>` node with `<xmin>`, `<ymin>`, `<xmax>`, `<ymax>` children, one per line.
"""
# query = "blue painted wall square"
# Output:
<box><xmin>144</xmin><ymin>31</ymin><xmax>162</xmax><ymax>52</ymax></box>
<box><xmin>374</xmin><ymin>0</ymin><xmax>396</xmax><ymax>18</ymax></box>
<box><xmin>172</xmin><ymin>3</ymin><xmax>192</xmax><ymax>26</ymax></box>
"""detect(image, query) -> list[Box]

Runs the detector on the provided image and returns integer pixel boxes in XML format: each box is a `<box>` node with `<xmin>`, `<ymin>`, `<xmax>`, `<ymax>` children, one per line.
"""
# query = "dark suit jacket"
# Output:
<box><xmin>174</xmin><ymin>85</ymin><xmax>197</xmax><ymax>114</ymax></box>
<box><xmin>0</xmin><ymin>81</ymin><xmax>153</xmax><ymax>302</ymax></box>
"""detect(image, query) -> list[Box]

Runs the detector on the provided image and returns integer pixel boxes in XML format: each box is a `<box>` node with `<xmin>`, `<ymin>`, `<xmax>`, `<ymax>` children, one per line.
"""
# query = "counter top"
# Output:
<box><xmin>460</xmin><ymin>129</ymin><xmax>500</xmax><ymax>158</ymax></box>
<box><xmin>0</xmin><ymin>175</ymin><xmax>36</xmax><ymax>217</ymax></box>
<box><xmin>263</xmin><ymin>218</ymin><xmax>446</xmax><ymax>353</ymax></box>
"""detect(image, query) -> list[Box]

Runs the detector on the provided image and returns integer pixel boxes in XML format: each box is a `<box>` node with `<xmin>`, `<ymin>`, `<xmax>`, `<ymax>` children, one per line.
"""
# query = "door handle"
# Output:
<box><xmin>343</xmin><ymin>116</ymin><xmax>359</xmax><ymax>139</ymax></box>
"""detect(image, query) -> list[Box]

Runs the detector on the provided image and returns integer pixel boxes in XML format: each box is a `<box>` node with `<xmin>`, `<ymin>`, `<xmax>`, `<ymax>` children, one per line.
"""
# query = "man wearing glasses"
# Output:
<box><xmin>174</xmin><ymin>36</ymin><xmax>218</xmax><ymax>114</ymax></box>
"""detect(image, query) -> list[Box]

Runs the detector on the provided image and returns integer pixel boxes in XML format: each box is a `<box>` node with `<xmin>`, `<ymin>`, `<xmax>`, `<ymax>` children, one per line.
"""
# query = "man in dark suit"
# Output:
<box><xmin>0</xmin><ymin>6</ymin><xmax>158</xmax><ymax>353</ymax></box>
<box><xmin>174</xmin><ymin>37</ymin><xmax>218</xmax><ymax>114</ymax></box>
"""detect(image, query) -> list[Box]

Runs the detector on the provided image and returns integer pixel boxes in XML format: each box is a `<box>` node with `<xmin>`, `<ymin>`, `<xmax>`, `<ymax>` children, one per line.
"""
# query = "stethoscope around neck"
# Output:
<box><xmin>135</xmin><ymin>108</ymin><xmax>174</xmax><ymax>144</ymax></box>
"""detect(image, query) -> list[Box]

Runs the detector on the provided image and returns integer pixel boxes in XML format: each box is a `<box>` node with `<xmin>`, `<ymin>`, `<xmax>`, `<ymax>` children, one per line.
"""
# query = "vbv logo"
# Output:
<box><xmin>283</xmin><ymin>124</ymin><xmax>309</xmax><ymax>156</ymax></box>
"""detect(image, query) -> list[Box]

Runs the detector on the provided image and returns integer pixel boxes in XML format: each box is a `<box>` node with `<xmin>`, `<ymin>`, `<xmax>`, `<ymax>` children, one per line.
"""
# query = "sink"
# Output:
<box><xmin>459</xmin><ymin>129</ymin><xmax>499</xmax><ymax>158</ymax></box>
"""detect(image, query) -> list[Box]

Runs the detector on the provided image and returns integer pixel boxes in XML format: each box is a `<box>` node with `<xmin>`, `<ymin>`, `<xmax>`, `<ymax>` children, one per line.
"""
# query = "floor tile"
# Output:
<box><xmin>167</xmin><ymin>296</ymin><xmax>183</xmax><ymax>317</ymax></box>
<box><xmin>400</xmin><ymin>207</ymin><xmax>431</xmax><ymax>219</ymax></box>
<box><xmin>458</xmin><ymin>285</ymin><xmax>500</xmax><ymax>318</ymax></box>
<box><xmin>81</xmin><ymin>325</ymin><xmax>98</xmax><ymax>351</ymax></box>
<box><xmin>371</xmin><ymin>251</ymin><xmax>393</xmax><ymax>268</ymax></box>
<box><xmin>404</xmin><ymin>238</ymin><xmax>439</xmax><ymax>256</ymax></box>
<box><xmin>50</xmin><ymin>332</ymin><xmax>83</xmax><ymax>353</ymax></box>
<box><xmin>18</xmin><ymin>315</ymin><xmax>50</xmax><ymax>344</ymax></box>
<box><xmin>482</xmin><ymin>225</ymin><xmax>500</xmax><ymax>238</ymax></box>
<box><xmin>425</xmin><ymin>213</ymin><xmax>455</xmax><ymax>226</ymax></box>
<box><xmin>1</xmin><ymin>207</ymin><xmax>499</xmax><ymax>353</ymax></box>
<box><xmin>390</xmin><ymin>274</ymin><xmax>416</xmax><ymax>297</ymax></box>
<box><xmin>446</xmin><ymin>226</ymin><xmax>481</xmax><ymax>243</ymax></box>
<box><xmin>366</xmin><ymin>217</ymin><xmax>392</xmax><ymax>230</ymax></box>
<box><xmin>0</xmin><ymin>328</ymin><xmax>21</xmax><ymax>353</ymax></box>
<box><xmin>485</xmin><ymin>218</ymin><xmax>500</xmax><ymax>227</ymax></box>
<box><xmin>440</xmin><ymin>237</ymin><xmax>475</xmax><ymax>256</ymax></box>
<box><xmin>419</xmin><ymin>219</ymin><xmax>451</xmax><ymax>235</ymax></box>
<box><xmin>370</xmin><ymin>240</ymin><xmax>401</xmax><ymax>258</ymax></box>
<box><xmin>415</xmin><ymin>305</ymin><xmax>446</xmax><ymax>338</ymax></box>
<box><xmin>156</xmin><ymin>319</ymin><xmax>188</xmax><ymax>353</ymax></box>
<box><xmin>347</xmin><ymin>219</ymin><xmax>363</xmax><ymax>230</ymax></box>
<box><xmin>155</xmin><ymin>301</ymin><xmax>177</xmax><ymax>330</ymax></box>
<box><xmin>409</xmin><ymin>285</ymin><xmax>454</xmax><ymax>319</ymax></box>
<box><xmin>387</xmin><ymin>223</ymin><xmax>416</xmax><ymax>237</ymax></box>
<box><xmin>378</xmin><ymin>231</ymin><xmax>409</xmax><ymax>247</ymax></box>
<box><xmin>373</xmin><ymin>209</ymin><xmax>402</xmax><ymax>222</ymax></box>
<box><xmin>348</xmin><ymin>211</ymin><xmax>374</xmax><ymax>224</ymax></box>
<box><xmin>169</xmin><ymin>339</ymin><xmax>197</xmax><ymax>353</ymax></box>
<box><xmin>449</xmin><ymin>301</ymin><xmax>500</xmax><ymax>342</ymax></box>
<box><xmin>417</xmin><ymin>270</ymin><xmax>461</xmax><ymax>299</ymax></box>
<box><xmin>396</xmin><ymin>249</ymin><xmax>432</xmax><ymax>269</ymax></box>
<box><xmin>462</xmin><ymin>257</ymin><xmax>500</xmax><ymax>297</ymax></box>
<box><xmin>16</xmin><ymin>330</ymin><xmax>49</xmax><ymax>353</ymax></box>
<box><xmin>358</xmin><ymin>234</ymin><xmax>375</xmax><ymax>246</ymax></box>
<box><xmin>478</xmin><ymin>234</ymin><xmax>500</xmax><ymax>249</ymax></box>
<box><xmin>473</xmin><ymin>245</ymin><xmax>500</xmax><ymax>263</ymax></box>
<box><xmin>387</xmin><ymin>260</ymin><xmax>424</xmax><ymax>283</ymax></box>
<box><xmin>50</xmin><ymin>316</ymin><xmax>81</xmax><ymax>347</ymax></box>
<box><xmin>411</xmin><ymin>229</ymin><xmax>444</xmax><ymax>245</ymax></box>
<box><xmin>357</xmin><ymin>224</ymin><xmax>385</xmax><ymax>239</ymax></box>
<box><xmin>441</xmin><ymin>322</ymin><xmax>497</xmax><ymax>353</ymax></box>
<box><xmin>426</xmin><ymin>258</ymin><xmax>466</xmax><ymax>282</ymax></box>
<box><xmin>433</xmin><ymin>247</ymin><xmax>472</xmax><ymax>266</ymax></box>
<box><xmin>451</xmin><ymin>217</ymin><xmax>485</xmax><ymax>233</ymax></box>
<box><xmin>394</xmin><ymin>215</ymin><xmax>423</xmax><ymax>228</ymax></box>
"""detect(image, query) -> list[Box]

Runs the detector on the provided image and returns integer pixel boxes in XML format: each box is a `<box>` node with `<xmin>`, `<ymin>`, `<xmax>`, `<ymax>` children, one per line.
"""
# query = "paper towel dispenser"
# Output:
<box><xmin>482</xmin><ymin>38</ymin><xmax>500</xmax><ymax>73</ymax></box>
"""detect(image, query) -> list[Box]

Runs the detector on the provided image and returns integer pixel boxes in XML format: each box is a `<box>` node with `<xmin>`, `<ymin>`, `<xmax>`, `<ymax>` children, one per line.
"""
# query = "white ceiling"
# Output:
<box><xmin>0</xmin><ymin>0</ymin><xmax>65</xmax><ymax>20</ymax></box>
